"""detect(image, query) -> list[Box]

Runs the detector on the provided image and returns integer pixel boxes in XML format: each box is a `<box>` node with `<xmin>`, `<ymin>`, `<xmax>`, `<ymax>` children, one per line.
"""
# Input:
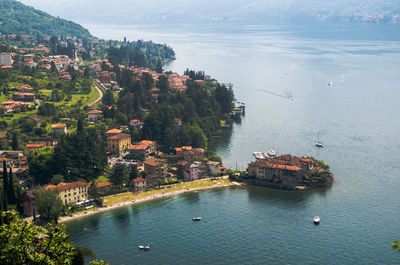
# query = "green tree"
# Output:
<box><xmin>115</xmin><ymin>112</ymin><xmax>128</xmax><ymax>125</ymax></box>
<box><xmin>0</xmin><ymin>210</ymin><xmax>76</xmax><ymax>264</ymax></box>
<box><xmin>102</xmin><ymin>90</ymin><xmax>115</xmax><ymax>106</ymax></box>
<box><xmin>393</xmin><ymin>241</ymin><xmax>400</xmax><ymax>252</ymax></box>
<box><xmin>50</xmin><ymin>174</ymin><xmax>64</xmax><ymax>185</ymax></box>
<box><xmin>11</xmin><ymin>132</ymin><xmax>19</xmax><ymax>150</ymax></box>
<box><xmin>2</xmin><ymin>161</ymin><xmax>9</xmax><ymax>208</ymax></box>
<box><xmin>110</xmin><ymin>163</ymin><xmax>127</xmax><ymax>189</ymax></box>
<box><xmin>129</xmin><ymin>165</ymin><xmax>139</xmax><ymax>180</ymax></box>
<box><xmin>28</xmin><ymin>147</ymin><xmax>54</xmax><ymax>185</ymax></box>
<box><xmin>7</xmin><ymin>166</ymin><xmax>16</xmax><ymax>205</ymax></box>
<box><xmin>52</xmin><ymin>127</ymin><xmax>106</xmax><ymax>182</ymax></box>
<box><xmin>183</xmin><ymin>123</ymin><xmax>207</xmax><ymax>148</ymax></box>
<box><xmin>90</xmin><ymin>260</ymin><xmax>110</xmax><ymax>265</ymax></box>
<box><xmin>36</xmin><ymin>189</ymin><xmax>64</xmax><ymax>224</ymax></box>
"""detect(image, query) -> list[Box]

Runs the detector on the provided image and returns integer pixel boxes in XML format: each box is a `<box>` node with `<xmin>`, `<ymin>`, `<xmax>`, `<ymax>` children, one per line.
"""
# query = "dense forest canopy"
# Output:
<box><xmin>0</xmin><ymin>0</ymin><xmax>92</xmax><ymax>38</ymax></box>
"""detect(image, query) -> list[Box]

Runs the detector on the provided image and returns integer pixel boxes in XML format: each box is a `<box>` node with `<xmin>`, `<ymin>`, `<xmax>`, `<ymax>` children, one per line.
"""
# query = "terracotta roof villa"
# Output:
<box><xmin>51</xmin><ymin>123</ymin><xmax>68</xmax><ymax>135</ymax></box>
<box><xmin>106</xmin><ymin>128</ymin><xmax>122</xmax><ymax>135</ymax></box>
<box><xmin>108</xmin><ymin>133</ymin><xmax>131</xmax><ymax>140</ymax></box>
<box><xmin>95</xmin><ymin>181</ymin><xmax>112</xmax><ymax>189</ymax></box>
<box><xmin>247</xmin><ymin>154</ymin><xmax>331</xmax><ymax>190</ymax></box>
<box><xmin>88</xmin><ymin>110</ymin><xmax>103</xmax><ymax>114</ymax></box>
<box><xmin>45</xmin><ymin>181</ymin><xmax>87</xmax><ymax>192</ymax></box>
<box><xmin>51</xmin><ymin>123</ymin><xmax>66</xmax><ymax>129</ymax></box>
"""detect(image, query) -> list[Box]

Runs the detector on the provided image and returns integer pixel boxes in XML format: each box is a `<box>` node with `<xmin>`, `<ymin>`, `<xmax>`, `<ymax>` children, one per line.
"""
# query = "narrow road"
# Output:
<box><xmin>89</xmin><ymin>79</ymin><xmax>105</xmax><ymax>106</ymax></box>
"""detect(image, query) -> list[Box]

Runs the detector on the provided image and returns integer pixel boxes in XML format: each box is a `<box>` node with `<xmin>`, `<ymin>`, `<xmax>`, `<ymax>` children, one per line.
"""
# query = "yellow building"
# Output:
<box><xmin>107</xmin><ymin>133</ymin><xmax>131</xmax><ymax>155</ymax></box>
<box><xmin>45</xmin><ymin>181</ymin><xmax>88</xmax><ymax>205</ymax></box>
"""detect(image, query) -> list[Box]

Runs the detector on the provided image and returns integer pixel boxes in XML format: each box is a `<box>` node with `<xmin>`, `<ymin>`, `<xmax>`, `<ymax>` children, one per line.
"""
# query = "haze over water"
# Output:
<box><xmin>67</xmin><ymin>23</ymin><xmax>400</xmax><ymax>264</ymax></box>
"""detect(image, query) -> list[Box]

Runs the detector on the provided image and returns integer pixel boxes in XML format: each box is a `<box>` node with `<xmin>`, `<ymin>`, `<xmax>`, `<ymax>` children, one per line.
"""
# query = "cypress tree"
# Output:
<box><xmin>8</xmin><ymin>166</ymin><xmax>16</xmax><ymax>205</ymax></box>
<box><xmin>11</xmin><ymin>132</ymin><xmax>19</xmax><ymax>150</ymax></box>
<box><xmin>2</xmin><ymin>184</ymin><xmax>8</xmax><ymax>212</ymax></box>
<box><xmin>2</xmin><ymin>161</ymin><xmax>8</xmax><ymax>202</ymax></box>
<box><xmin>0</xmin><ymin>193</ymin><xmax>3</xmax><ymax>225</ymax></box>
<box><xmin>77</xmin><ymin>118</ymin><xmax>83</xmax><ymax>134</ymax></box>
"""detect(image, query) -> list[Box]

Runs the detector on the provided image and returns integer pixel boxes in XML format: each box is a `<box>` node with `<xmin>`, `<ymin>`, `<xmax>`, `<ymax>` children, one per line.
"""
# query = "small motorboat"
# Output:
<box><xmin>315</xmin><ymin>142</ymin><xmax>325</xmax><ymax>148</ymax></box>
<box><xmin>328</xmin><ymin>81</ymin><xmax>333</xmax><ymax>86</ymax></box>
<box><xmin>139</xmin><ymin>244</ymin><xmax>150</xmax><ymax>250</ymax></box>
<box><xmin>253</xmin><ymin>152</ymin><xmax>266</xmax><ymax>160</ymax></box>
<box><xmin>192</xmin><ymin>217</ymin><xmax>202</xmax><ymax>221</ymax></box>
<box><xmin>314</xmin><ymin>216</ymin><xmax>320</xmax><ymax>224</ymax></box>
<box><xmin>267</xmin><ymin>149</ymin><xmax>277</xmax><ymax>158</ymax></box>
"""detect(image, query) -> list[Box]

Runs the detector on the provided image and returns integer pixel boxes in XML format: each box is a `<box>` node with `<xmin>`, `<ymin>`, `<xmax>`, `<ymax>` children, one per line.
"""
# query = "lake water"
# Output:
<box><xmin>67</xmin><ymin>23</ymin><xmax>400</xmax><ymax>264</ymax></box>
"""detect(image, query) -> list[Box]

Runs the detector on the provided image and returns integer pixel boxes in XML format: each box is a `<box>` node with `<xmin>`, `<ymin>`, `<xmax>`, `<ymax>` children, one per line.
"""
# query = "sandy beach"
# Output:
<box><xmin>59</xmin><ymin>179</ymin><xmax>243</xmax><ymax>223</ymax></box>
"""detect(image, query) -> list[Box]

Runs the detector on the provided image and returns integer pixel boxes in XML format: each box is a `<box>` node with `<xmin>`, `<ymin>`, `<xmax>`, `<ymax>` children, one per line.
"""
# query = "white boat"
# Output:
<box><xmin>253</xmin><ymin>152</ymin><xmax>266</xmax><ymax>160</ymax></box>
<box><xmin>315</xmin><ymin>133</ymin><xmax>325</xmax><ymax>147</ymax></box>
<box><xmin>314</xmin><ymin>216</ymin><xmax>320</xmax><ymax>224</ymax></box>
<box><xmin>192</xmin><ymin>217</ymin><xmax>202</xmax><ymax>221</ymax></box>
<box><xmin>267</xmin><ymin>149</ymin><xmax>277</xmax><ymax>158</ymax></box>
<box><xmin>328</xmin><ymin>81</ymin><xmax>333</xmax><ymax>86</ymax></box>
<box><xmin>139</xmin><ymin>244</ymin><xmax>150</xmax><ymax>250</ymax></box>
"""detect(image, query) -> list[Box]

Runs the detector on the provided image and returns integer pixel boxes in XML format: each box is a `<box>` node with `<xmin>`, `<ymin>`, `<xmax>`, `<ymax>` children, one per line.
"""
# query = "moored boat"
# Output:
<box><xmin>192</xmin><ymin>217</ymin><xmax>202</xmax><ymax>221</ymax></box>
<box><xmin>139</xmin><ymin>244</ymin><xmax>151</xmax><ymax>250</ymax></box>
<box><xmin>315</xmin><ymin>142</ymin><xmax>325</xmax><ymax>148</ymax></box>
<box><xmin>253</xmin><ymin>152</ymin><xmax>266</xmax><ymax>160</ymax></box>
<box><xmin>314</xmin><ymin>216</ymin><xmax>320</xmax><ymax>224</ymax></box>
<box><xmin>267</xmin><ymin>149</ymin><xmax>277</xmax><ymax>158</ymax></box>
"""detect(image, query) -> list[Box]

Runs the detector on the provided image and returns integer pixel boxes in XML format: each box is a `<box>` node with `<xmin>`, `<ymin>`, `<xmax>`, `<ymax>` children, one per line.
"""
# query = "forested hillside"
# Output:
<box><xmin>0</xmin><ymin>0</ymin><xmax>92</xmax><ymax>38</ymax></box>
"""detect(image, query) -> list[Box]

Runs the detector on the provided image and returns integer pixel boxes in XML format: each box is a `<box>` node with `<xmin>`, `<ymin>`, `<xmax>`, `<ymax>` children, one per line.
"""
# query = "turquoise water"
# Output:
<box><xmin>67</xmin><ymin>23</ymin><xmax>400</xmax><ymax>264</ymax></box>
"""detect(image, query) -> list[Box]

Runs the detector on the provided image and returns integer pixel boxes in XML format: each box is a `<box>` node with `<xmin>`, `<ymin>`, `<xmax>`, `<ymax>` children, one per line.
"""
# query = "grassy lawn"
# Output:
<box><xmin>103</xmin><ymin>178</ymin><xmax>232</xmax><ymax>207</ymax></box>
<box><xmin>0</xmin><ymin>109</ymin><xmax>38</xmax><ymax>124</ymax></box>
<box><xmin>54</xmin><ymin>85</ymin><xmax>100</xmax><ymax>109</ymax></box>
<box><xmin>39</xmin><ymin>89</ymin><xmax>52</xmax><ymax>95</ymax></box>
<box><xmin>83</xmin><ymin>85</ymin><xmax>100</xmax><ymax>106</ymax></box>
<box><xmin>0</xmin><ymin>94</ymin><xmax>9</xmax><ymax>102</ymax></box>
<box><xmin>96</xmin><ymin>175</ymin><xmax>110</xmax><ymax>182</ymax></box>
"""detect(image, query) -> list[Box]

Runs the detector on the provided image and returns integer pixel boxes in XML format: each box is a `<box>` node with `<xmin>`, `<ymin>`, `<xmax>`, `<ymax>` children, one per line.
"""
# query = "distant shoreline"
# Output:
<box><xmin>59</xmin><ymin>179</ymin><xmax>243</xmax><ymax>224</ymax></box>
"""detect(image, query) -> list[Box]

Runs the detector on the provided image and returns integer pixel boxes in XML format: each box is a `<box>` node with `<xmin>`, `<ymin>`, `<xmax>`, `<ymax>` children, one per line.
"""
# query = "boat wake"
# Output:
<box><xmin>256</xmin><ymin>89</ymin><xmax>294</xmax><ymax>100</ymax></box>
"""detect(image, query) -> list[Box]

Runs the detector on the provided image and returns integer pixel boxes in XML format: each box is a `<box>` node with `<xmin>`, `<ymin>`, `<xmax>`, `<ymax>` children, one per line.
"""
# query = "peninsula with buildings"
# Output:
<box><xmin>244</xmin><ymin>154</ymin><xmax>333</xmax><ymax>190</ymax></box>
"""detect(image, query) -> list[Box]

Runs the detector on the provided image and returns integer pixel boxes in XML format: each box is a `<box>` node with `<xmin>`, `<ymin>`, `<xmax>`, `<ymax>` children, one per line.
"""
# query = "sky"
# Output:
<box><xmin>18</xmin><ymin>0</ymin><xmax>400</xmax><ymax>24</ymax></box>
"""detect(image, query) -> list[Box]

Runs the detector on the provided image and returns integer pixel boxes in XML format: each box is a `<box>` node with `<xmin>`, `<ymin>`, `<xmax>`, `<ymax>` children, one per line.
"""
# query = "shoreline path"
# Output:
<box><xmin>59</xmin><ymin>179</ymin><xmax>243</xmax><ymax>223</ymax></box>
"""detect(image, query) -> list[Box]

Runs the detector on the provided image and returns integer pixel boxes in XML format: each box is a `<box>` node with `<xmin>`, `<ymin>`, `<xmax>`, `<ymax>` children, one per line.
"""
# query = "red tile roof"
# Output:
<box><xmin>25</xmin><ymin>143</ymin><xmax>45</xmax><ymax>149</ymax></box>
<box><xmin>133</xmin><ymin>177</ymin><xmax>146</xmax><ymax>183</ymax></box>
<box><xmin>144</xmin><ymin>158</ymin><xmax>166</xmax><ymax>167</ymax></box>
<box><xmin>88</xmin><ymin>110</ymin><xmax>103</xmax><ymax>114</ymax></box>
<box><xmin>129</xmin><ymin>144</ymin><xmax>148</xmax><ymax>150</ymax></box>
<box><xmin>106</xmin><ymin>128</ymin><xmax>122</xmax><ymax>134</ymax></box>
<box><xmin>137</xmin><ymin>140</ymin><xmax>156</xmax><ymax>146</ymax></box>
<box><xmin>46</xmin><ymin>181</ymin><xmax>88</xmax><ymax>192</ymax></box>
<box><xmin>95</xmin><ymin>181</ymin><xmax>112</xmax><ymax>188</ymax></box>
<box><xmin>108</xmin><ymin>133</ymin><xmax>131</xmax><ymax>140</ymax></box>
<box><xmin>51</xmin><ymin>124</ymin><xmax>66</xmax><ymax>129</ymax></box>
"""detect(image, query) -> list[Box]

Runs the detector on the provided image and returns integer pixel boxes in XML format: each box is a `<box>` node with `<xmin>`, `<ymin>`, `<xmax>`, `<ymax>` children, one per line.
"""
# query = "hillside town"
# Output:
<box><xmin>0</xmin><ymin>31</ymin><xmax>235</xmax><ymax>221</ymax></box>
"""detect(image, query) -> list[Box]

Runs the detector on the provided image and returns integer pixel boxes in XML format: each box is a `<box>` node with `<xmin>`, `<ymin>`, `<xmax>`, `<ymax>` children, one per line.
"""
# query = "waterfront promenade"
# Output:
<box><xmin>59</xmin><ymin>177</ymin><xmax>239</xmax><ymax>223</ymax></box>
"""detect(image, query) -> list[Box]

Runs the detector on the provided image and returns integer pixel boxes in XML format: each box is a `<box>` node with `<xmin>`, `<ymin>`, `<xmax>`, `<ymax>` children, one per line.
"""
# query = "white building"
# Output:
<box><xmin>0</xmin><ymin>53</ymin><xmax>13</xmax><ymax>66</ymax></box>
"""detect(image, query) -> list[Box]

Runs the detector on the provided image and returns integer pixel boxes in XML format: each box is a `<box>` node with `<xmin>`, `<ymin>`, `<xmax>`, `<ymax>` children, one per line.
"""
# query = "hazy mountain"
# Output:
<box><xmin>18</xmin><ymin>0</ymin><xmax>400</xmax><ymax>25</ymax></box>
<box><xmin>0</xmin><ymin>0</ymin><xmax>92</xmax><ymax>37</ymax></box>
